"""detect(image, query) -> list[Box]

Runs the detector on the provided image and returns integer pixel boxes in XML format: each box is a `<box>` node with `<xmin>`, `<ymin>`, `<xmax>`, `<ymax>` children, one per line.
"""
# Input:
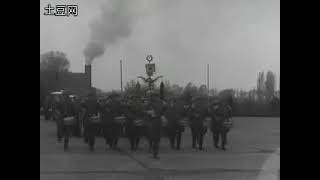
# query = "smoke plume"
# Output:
<box><xmin>84</xmin><ymin>0</ymin><xmax>138</xmax><ymax>65</ymax></box>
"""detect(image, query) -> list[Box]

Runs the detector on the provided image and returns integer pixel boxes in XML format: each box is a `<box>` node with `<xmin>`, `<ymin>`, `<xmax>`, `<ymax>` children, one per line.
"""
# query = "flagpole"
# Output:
<box><xmin>120</xmin><ymin>60</ymin><xmax>123</xmax><ymax>96</ymax></box>
<box><xmin>207</xmin><ymin>64</ymin><xmax>210</xmax><ymax>110</ymax></box>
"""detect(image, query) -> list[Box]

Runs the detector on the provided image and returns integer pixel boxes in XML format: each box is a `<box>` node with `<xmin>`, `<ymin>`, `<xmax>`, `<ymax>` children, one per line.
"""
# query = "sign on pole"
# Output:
<box><xmin>146</xmin><ymin>55</ymin><xmax>153</xmax><ymax>62</ymax></box>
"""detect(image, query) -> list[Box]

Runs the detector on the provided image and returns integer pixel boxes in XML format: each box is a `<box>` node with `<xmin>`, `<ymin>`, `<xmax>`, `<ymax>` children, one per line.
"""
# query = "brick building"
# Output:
<box><xmin>40</xmin><ymin>65</ymin><xmax>93</xmax><ymax>101</ymax></box>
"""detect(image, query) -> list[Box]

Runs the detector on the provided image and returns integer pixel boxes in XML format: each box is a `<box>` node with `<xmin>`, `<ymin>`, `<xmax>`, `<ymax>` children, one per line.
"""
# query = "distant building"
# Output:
<box><xmin>40</xmin><ymin>64</ymin><xmax>93</xmax><ymax>98</ymax></box>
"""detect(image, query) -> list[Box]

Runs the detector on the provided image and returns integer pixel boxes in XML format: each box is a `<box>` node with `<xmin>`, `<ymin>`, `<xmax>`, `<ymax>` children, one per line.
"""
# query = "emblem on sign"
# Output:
<box><xmin>146</xmin><ymin>55</ymin><xmax>153</xmax><ymax>62</ymax></box>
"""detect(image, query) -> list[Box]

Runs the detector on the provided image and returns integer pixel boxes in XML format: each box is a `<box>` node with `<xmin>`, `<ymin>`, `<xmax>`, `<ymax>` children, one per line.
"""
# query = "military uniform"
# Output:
<box><xmin>125</xmin><ymin>99</ymin><xmax>145</xmax><ymax>151</ymax></box>
<box><xmin>72</xmin><ymin>99</ymin><xmax>82</xmax><ymax>137</ymax></box>
<box><xmin>44</xmin><ymin>96</ymin><xmax>51</xmax><ymax>120</ymax></box>
<box><xmin>165</xmin><ymin>100</ymin><xmax>185</xmax><ymax>150</ymax></box>
<box><xmin>100</xmin><ymin>101</ymin><xmax>113</xmax><ymax>149</ymax></box>
<box><xmin>210</xmin><ymin>103</ymin><xmax>232</xmax><ymax>150</ymax></box>
<box><xmin>61</xmin><ymin>96</ymin><xmax>77</xmax><ymax>151</ymax></box>
<box><xmin>52</xmin><ymin>96</ymin><xmax>64</xmax><ymax>143</ymax></box>
<box><xmin>83</xmin><ymin>95</ymin><xmax>101</xmax><ymax>152</ymax></box>
<box><xmin>145</xmin><ymin>97</ymin><xmax>163</xmax><ymax>159</ymax></box>
<box><xmin>189</xmin><ymin>105</ymin><xmax>207</xmax><ymax>150</ymax></box>
<box><xmin>109</xmin><ymin>97</ymin><xmax>125</xmax><ymax>150</ymax></box>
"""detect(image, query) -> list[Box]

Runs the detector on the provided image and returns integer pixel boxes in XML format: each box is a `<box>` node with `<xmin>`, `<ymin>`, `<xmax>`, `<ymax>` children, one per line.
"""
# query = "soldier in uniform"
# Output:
<box><xmin>43</xmin><ymin>95</ymin><xmax>51</xmax><ymax>120</ymax></box>
<box><xmin>124</xmin><ymin>96</ymin><xmax>144</xmax><ymax>151</ymax></box>
<box><xmin>221</xmin><ymin>101</ymin><xmax>233</xmax><ymax>150</ymax></box>
<box><xmin>100</xmin><ymin>98</ymin><xmax>113</xmax><ymax>150</ymax></box>
<box><xmin>144</xmin><ymin>95</ymin><xmax>163</xmax><ymax>159</ymax></box>
<box><xmin>189</xmin><ymin>99</ymin><xmax>208</xmax><ymax>150</ymax></box>
<box><xmin>189</xmin><ymin>102</ymin><xmax>197</xmax><ymax>149</ymax></box>
<box><xmin>52</xmin><ymin>94</ymin><xmax>64</xmax><ymax>143</ymax></box>
<box><xmin>72</xmin><ymin>96</ymin><xmax>82</xmax><ymax>137</ymax></box>
<box><xmin>210</xmin><ymin>101</ymin><xmax>232</xmax><ymax>151</ymax></box>
<box><xmin>83</xmin><ymin>92</ymin><xmax>101</xmax><ymax>152</ymax></box>
<box><xmin>209</xmin><ymin>102</ymin><xmax>220</xmax><ymax>149</ymax></box>
<box><xmin>165</xmin><ymin>98</ymin><xmax>184</xmax><ymax>150</ymax></box>
<box><xmin>108</xmin><ymin>94</ymin><xmax>125</xmax><ymax>150</ymax></box>
<box><xmin>61</xmin><ymin>95</ymin><xmax>77</xmax><ymax>151</ymax></box>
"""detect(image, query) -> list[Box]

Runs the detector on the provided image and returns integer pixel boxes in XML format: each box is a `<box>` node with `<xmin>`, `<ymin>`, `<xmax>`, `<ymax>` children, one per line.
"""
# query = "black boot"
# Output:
<box><xmin>89</xmin><ymin>146</ymin><xmax>94</xmax><ymax>152</ymax></box>
<box><xmin>64</xmin><ymin>139</ymin><xmax>69</xmax><ymax>151</ymax></box>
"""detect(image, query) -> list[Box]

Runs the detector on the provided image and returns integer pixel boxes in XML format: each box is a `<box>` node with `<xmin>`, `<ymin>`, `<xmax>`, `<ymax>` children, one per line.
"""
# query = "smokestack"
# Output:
<box><xmin>85</xmin><ymin>64</ymin><xmax>92</xmax><ymax>88</ymax></box>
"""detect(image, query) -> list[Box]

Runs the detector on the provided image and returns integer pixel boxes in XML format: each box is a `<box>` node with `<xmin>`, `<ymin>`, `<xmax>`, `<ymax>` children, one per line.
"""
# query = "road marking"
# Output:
<box><xmin>256</xmin><ymin>148</ymin><xmax>280</xmax><ymax>180</ymax></box>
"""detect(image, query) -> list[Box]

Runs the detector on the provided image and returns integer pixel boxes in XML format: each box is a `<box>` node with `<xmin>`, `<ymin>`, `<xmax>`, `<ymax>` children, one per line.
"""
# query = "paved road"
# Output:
<box><xmin>40</xmin><ymin>116</ymin><xmax>280</xmax><ymax>180</ymax></box>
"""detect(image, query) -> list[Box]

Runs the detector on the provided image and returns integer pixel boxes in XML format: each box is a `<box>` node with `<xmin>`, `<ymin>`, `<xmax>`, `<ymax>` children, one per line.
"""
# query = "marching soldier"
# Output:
<box><xmin>146</xmin><ymin>95</ymin><xmax>163</xmax><ymax>159</ymax></box>
<box><xmin>209</xmin><ymin>103</ymin><xmax>220</xmax><ymax>149</ymax></box>
<box><xmin>72</xmin><ymin>96</ymin><xmax>82</xmax><ymax>137</ymax></box>
<box><xmin>165</xmin><ymin>98</ymin><xmax>184</xmax><ymax>150</ymax></box>
<box><xmin>83</xmin><ymin>92</ymin><xmax>101</xmax><ymax>152</ymax></box>
<box><xmin>100</xmin><ymin>98</ymin><xmax>113</xmax><ymax>150</ymax></box>
<box><xmin>43</xmin><ymin>95</ymin><xmax>51</xmax><ymax>120</ymax></box>
<box><xmin>221</xmin><ymin>101</ymin><xmax>233</xmax><ymax>149</ymax></box>
<box><xmin>210</xmin><ymin>101</ymin><xmax>233</xmax><ymax>151</ymax></box>
<box><xmin>178</xmin><ymin>100</ymin><xmax>192</xmax><ymax>149</ymax></box>
<box><xmin>109</xmin><ymin>94</ymin><xmax>125</xmax><ymax>150</ymax></box>
<box><xmin>52</xmin><ymin>94</ymin><xmax>64</xmax><ymax>143</ymax></box>
<box><xmin>124</xmin><ymin>96</ymin><xmax>145</xmax><ymax>151</ymax></box>
<box><xmin>189</xmin><ymin>98</ymin><xmax>208</xmax><ymax>150</ymax></box>
<box><xmin>61</xmin><ymin>95</ymin><xmax>77</xmax><ymax>151</ymax></box>
<box><xmin>123</xmin><ymin>97</ymin><xmax>135</xmax><ymax>151</ymax></box>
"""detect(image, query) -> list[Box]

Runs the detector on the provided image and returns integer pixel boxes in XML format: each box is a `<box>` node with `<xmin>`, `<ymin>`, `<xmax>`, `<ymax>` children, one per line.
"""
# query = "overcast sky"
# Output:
<box><xmin>40</xmin><ymin>0</ymin><xmax>280</xmax><ymax>91</ymax></box>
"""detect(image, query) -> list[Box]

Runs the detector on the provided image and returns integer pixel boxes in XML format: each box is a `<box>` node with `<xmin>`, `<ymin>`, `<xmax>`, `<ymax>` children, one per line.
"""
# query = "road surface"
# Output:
<box><xmin>40</xmin><ymin>116</ymin><xmax>280</xmax><ymax>180</ymax></box>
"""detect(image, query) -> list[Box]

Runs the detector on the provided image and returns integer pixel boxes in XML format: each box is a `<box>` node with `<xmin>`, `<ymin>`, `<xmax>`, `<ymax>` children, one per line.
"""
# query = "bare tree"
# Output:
<box><xmin>40</xmin><ymin>51</ymin><xmax>70</xmax><ymax>72</ymax></box>
<box><xmin>265</xmin><ymin>71</ymin><xmax>276</xmax><ymax>102</ymax></box>
<box><xmin>198</xmin><ymin>84</ymin><xmax>208</xmax><ymax>96</ymax></box>
<box><xmin>183</xmin><ymin>82</ymin><xmax>198</xmax><ymax>99</ymax></box>
<box><xmin>257</xmin><ymin>71</ymin><xmax>265</xmax><ymax>102</ymax></box>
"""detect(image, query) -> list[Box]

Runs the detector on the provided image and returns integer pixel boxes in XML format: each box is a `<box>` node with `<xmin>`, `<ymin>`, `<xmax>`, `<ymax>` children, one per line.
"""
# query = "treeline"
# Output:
<box><xmin>122</xmin><ymin>70</ymin><xmax>280</xmax><ymax>117</ymax></box>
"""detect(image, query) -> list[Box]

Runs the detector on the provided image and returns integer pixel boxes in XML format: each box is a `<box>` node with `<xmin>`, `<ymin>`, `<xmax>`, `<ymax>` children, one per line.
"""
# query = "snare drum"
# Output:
<box><xmin>89</xmin><ymin>115</ymin><xmax>101</xmax><ymax>124</ymax></box>
<box><xmin>63</xmin><ymin>116</ymin><xmax>76</xmax><ymax>125</ymax></box>
<box><xmin>223</xmin><ymin>119</ymin><xmax>233</xmax><ymax>128</ymax></box>
<box><xmin>133</xmin><ymin>119</ymin><xmax>144</xmax><ymax>126</ymax></box>
<box><xmin>114</xmin><ymin>116</ymin><xmax>126</xmax><ymax>124</ymax></box>
<box><xmin>179</xmin><ymin>119</ymin><xmax>189</xmax><ymax>127</ymax></box>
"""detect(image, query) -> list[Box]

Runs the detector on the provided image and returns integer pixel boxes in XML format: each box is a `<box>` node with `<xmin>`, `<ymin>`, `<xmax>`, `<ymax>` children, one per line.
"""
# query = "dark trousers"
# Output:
<box><xmin>127</xmin><ymin>126</ymin><xmax>141</xmax><ymax>151</ymax></box>
<box><xmin>191</xmin><ymin>126</ymin><xmax>196</xmax><ymax>148</ymax></box>
<box><xmin>212</xmin><ymin>128</ymin><xmax>229</xmax><ymax>150</ymax></box>
<box><xmin>83</xmin><ymin>123</ymin><xmax>89</xmax><ymax>143</ymax></box>
<box><xmin>72</xmin><ymin>118</ymin><xmax>81</xmax><ymax>137</ymax></box>
<box><xmin>108</xmin><ymin>123</ymin><xmax>122</xmax><ymax>149</ymax></box>
<box><xmin>220</xmin><ymin>129</ymin><xmax>229</xmax><ymax>150</ymax></box>
<box><xmin>87</xmin><ymin>123</ymin><xmax>99</xmax><ymax>151</ymax></box>
<box><xmin>168</xmin><ymin>126</ymin><xmax>183</xmax><ymax>149</ymax></box>
<box><xmin>212</xmin><ymin>130</ymin><xmax>220</xmax><ymax>148</ymax></box>
<box><xmin>63</xmin><ymin>125</ymin><xmax>73</xmax><ymax>151</ymax></box>
<box><xmin>56</xmin><ymin>120</ymin><xmax>63</xmax><ymax>142</ymax></box>
<box><xmin>103</xmin><ymin>123</ymin><xmax>113</xmax><ymax>148</ymax></box>
<box><xmin>149</xmin><ymin>135</ymin><xmax>160</xmax><ymax>158</ymax></box>
<box><xmin>148</xmin><ymin>127</ymin><xmax>161</xmax><ymax>158</ymax></box>
<box><xmin>191</xmin><ymin>125</ymin><xmax>207</xmax><ymax>150</ymax></box>
<box><xmin>44</xmin><ymin>110</ymin><xmax>50</xmax><ymax>120</ymax></box>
